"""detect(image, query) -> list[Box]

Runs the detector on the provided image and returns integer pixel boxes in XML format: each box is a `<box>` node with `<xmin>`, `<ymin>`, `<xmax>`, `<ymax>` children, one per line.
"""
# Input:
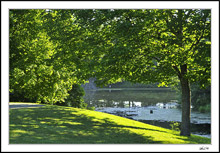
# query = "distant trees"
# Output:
<box><xmin>191</xmin><ymin>83</ymin><xmax>211</xmax><ymax>113</ymax></box>
<box><xmin>106</xmin><ymin>81</ymin><xmax>162</xmax><ymax>88</ymax></box>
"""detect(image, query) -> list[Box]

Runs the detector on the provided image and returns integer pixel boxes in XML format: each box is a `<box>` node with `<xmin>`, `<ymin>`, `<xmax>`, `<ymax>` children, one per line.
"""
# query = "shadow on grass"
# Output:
<box><xmin>9</xmin><ymin>106</ymin><xmax>210</xmax><ymax>144</ymax></box>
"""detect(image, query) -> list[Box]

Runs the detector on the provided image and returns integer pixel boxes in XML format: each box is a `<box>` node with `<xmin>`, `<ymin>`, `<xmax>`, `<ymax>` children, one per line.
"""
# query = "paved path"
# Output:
<box><xmin>9</xmin><ymin>103</ymin><xmax>45</xmax><ymax>109</ymax></box>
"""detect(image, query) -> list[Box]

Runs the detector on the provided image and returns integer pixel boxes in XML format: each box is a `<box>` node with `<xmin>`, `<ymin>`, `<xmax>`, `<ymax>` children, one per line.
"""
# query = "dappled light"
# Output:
<box><xmin>10</xmin><ymin>105</ymin><xmax>210</xmax><ymax>144</ymax></box>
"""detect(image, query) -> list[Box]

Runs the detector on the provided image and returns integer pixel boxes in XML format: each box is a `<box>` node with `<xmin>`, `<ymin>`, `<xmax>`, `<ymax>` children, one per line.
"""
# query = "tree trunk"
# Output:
<box><xmin>180</xmin><ymin>65</ymin><xmax>191</xmax><ymax>136</ymax></box>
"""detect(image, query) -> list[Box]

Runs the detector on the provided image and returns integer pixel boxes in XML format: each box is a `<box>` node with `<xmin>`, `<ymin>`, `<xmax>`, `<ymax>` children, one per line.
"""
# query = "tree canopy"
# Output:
<box><xmin>9</xmin><ymin>9</ymin><xmax>92</xmax><ymax>104</ymax></box>
<box><xmin>9</xmin><ymin>9</ymin><xmax>211</xmax><ymax>136</ymax></box>
<box><xmin>72</xmin><ymin>9</ymin><xmax>211</xmax><ymax>88</ymax></box>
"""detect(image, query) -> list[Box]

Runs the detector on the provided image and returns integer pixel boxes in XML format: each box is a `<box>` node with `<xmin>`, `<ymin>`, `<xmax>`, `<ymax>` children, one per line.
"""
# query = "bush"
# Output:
<box><xmin>9</xmin><ymin>91</ymin><xmax>36</xmax><ymax>102</ymax></box>
<box><xmin>63</xmin><ymin>84</ymin><xmax>88</xmax><ymax>109</ymax></box>
<box><xmin>87</xmin><ymin>106</ymin><xmax>96</xmax><ymax>111</ymax></box>
<box><xmin>198</xmin><ymin>104</ymin><xmax>211</xmax><ymax>113</ymax></box>
<box><xmin>169</xmin><ymin>121</ymin><xmax>180</xmax><ymax>131</ymax></box>
<box><xmin>191</xmin><ymin>83</ymin><xmax>211</xmax><ymax>113</ymax></box>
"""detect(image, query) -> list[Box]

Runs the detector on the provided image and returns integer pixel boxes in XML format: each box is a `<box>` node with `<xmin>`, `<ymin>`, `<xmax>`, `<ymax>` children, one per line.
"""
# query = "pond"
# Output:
<box><xmin>83</xmin><ymin>88</ymin><xmax>211</xmax><ymax>138</ymax></box>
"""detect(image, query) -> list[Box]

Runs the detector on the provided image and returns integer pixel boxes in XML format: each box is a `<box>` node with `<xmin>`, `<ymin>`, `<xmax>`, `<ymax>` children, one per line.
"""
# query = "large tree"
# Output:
<box><xmin>9</xmin><ymin>9</ymin><xmax>92</xmax><ymax>104</ymax></box>
<box><xmin>73</xmin><ymin>9</ymin><xmax>211</xmax><ymax>136</ymax></box>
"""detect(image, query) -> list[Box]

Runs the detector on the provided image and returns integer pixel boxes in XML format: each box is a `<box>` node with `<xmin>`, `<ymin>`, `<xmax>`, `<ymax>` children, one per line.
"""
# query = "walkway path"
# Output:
<box><xmin>9</xmin><ymin>103</ymin><xmax>45</xmax><ymax>109</ymax></box>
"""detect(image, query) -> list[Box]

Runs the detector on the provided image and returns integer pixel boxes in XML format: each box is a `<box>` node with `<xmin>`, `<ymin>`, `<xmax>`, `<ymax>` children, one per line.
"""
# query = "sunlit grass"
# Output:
<box><xmin>9</xmin><ymin>104</ymin><xmax>211</xmax><ymax>144</ymax></box>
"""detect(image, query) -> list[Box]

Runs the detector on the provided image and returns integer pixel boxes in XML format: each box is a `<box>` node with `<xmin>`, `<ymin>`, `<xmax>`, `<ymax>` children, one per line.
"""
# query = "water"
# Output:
<box><xmin>84</xmin><ymin>88</ymin><xmax>211</xmax><ymax>138</ymax></box>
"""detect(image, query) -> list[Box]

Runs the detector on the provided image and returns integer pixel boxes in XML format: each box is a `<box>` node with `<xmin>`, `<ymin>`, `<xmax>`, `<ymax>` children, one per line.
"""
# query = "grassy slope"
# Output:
<box><xmin>9</xmin><ymin>104</ymin><xmax>211</xmax><ymax>144</ymax></box>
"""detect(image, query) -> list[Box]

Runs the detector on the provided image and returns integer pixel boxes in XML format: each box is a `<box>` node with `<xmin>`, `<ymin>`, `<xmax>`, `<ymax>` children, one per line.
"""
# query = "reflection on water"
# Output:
<box><xmin>84</xmin><ymin>88</ymin><xmax>179</xmax><ymax>108</ymax></box>
<box><xmin>84</xmin><ymin>88</ymin><xmax>211</xmax><ymax>138</ymax></box>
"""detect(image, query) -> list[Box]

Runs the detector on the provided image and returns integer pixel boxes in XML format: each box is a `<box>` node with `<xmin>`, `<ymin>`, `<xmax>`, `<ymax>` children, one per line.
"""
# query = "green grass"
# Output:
<box><xmin>9</xmin><ymin>104</ymin><xmax>211</xmax><ymax>144</ymax></box>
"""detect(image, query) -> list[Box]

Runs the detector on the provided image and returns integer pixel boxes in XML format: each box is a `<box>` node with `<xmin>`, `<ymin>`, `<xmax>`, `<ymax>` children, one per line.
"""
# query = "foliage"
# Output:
<box><xmin>86</xmin><ymin>106</ymin><xmax>96</xmax><ymax>111</ymax></box>
<box><xmin>176</xmin><ymin>83</ymin><xmax>211</xmax><ymax>113</ymax></box>
<box><xmin>9</xmin><ymin>9</ymin><xmax>89</xmax><ymax>104</ymax></box>
<box><xmin>191</xmin><ymin>83</ymin><xmax>211</xmax><ymax>113</ymax></box>
<box><xmin>9</xmin><ymin>92</ymin><xmax>36</xmax><ymax>103</ymax></box>
<box><xmin>170</xmin><ymin>121</ymin><xmax>181</xmax><ymax>132</ymax></box>
<box><xmin>61</xmin><ymin>84</ymin><xmax>87</xmax><ymax>108</ymax></box>
<box><xmin>107</xmin><ymin>81</ymin><xmax>168</xmax><ymax>88</ymax></box>
<box><xmin>73</xmin><ymin>9</ymin><xmax>211</xmax><ymax>87</ymax></box>
<box><xmin>10</xmin><ymin>9</ymin><xmax>211</xmax><ymax>98</ymax></box>
<box><xmin>9</xmin><ymin>105</ymin><xmax>211</xmax><ymax>144</ymax></box>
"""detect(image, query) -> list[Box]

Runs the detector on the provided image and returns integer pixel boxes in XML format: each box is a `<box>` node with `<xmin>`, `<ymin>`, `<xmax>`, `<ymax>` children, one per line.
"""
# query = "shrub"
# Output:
<box><xmin>191</xmin><ymin>83</ymin><xmax>211</xmax><ymax>113</ymax></box>
<box><xmin>198</xmin><ymin>104</ymin><xmax>211</xmax><ymax>113</ymax></box>
<box><xmin>170</xmin><ymin>121</ymin><xmax>180</xmax><ymax>131</ymax></box>
<box><xmin>9</xmin><ymin>91</ymin><xmax>36</xmax><ymax>102</ymax></box>
<box><xmin>87</xmin><ymin>106</ymin><xmax>96</xmax><ymax>111</ymax></box>
<box><xmin>64</xmin><ymin>84</ymin><xmax>87</xmax><ymax>109</ymax></box>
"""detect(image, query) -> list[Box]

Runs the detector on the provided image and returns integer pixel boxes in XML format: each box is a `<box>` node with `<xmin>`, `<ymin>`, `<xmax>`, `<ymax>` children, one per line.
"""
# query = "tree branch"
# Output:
<box><xmin>153</xmin><ymin>56</ymin><xmax>161</xmax><ymax>62</ymax></box>
<box><xmin>172</xmin><ymin>65</ymin><xmax>181</xmax><ymax>78</ymax></box>
<box><xmin>190</xmin><ymin>29</ymin><xmax>205</xmax><ymax>51</ymax></box>
<box><xmin>188</xmin><ymin>21</ymin><xmax>207</xmax><ymax>55</ymax></box>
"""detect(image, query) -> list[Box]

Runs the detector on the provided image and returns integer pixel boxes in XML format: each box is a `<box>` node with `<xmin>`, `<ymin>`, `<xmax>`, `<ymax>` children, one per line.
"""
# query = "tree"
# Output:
<box><xmin>9</xmin><ymin>9</ymin><xmax>90</xmax><ymax>105</ymax></box>
<box><xmin>63</xmin><ymin>84</ymin><xmax>87</xmax><ymax>108</ymax></box>
<box><xmin>73</xmin><ymin>9</ymin><xmax>211</xmax><ymax>136</ymax></box>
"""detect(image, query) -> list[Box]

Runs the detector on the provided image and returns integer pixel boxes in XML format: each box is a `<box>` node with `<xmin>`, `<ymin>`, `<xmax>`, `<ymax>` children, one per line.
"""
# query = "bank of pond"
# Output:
<box><xmin>83</xmin><ymin>88</ymin><xmax>211</xmax><ymax>138</ymax></box>
<box><xmin>9</xmin><ymin>105</ymin><xmax>210</xmax><ymax>144</ymax></box>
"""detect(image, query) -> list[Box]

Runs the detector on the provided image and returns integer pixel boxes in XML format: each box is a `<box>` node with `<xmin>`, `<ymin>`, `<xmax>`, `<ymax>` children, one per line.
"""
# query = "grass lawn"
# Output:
<box><xmin>9</xmin><ymin>104</ymin><xmax>211</xmax><ymax>144</ymax></box>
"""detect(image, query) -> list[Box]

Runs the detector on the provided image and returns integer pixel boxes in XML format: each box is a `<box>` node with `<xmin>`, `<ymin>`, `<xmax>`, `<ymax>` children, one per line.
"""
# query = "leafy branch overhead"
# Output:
<box><xmin>72</xmin><ymin>9</ymin><xmax>211</xmax><ymax>88</ymax></box>
<box><xmin>10</xmin><ymin>9</ymin><xmax>210</xmax><ymax>101</ymax></box>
